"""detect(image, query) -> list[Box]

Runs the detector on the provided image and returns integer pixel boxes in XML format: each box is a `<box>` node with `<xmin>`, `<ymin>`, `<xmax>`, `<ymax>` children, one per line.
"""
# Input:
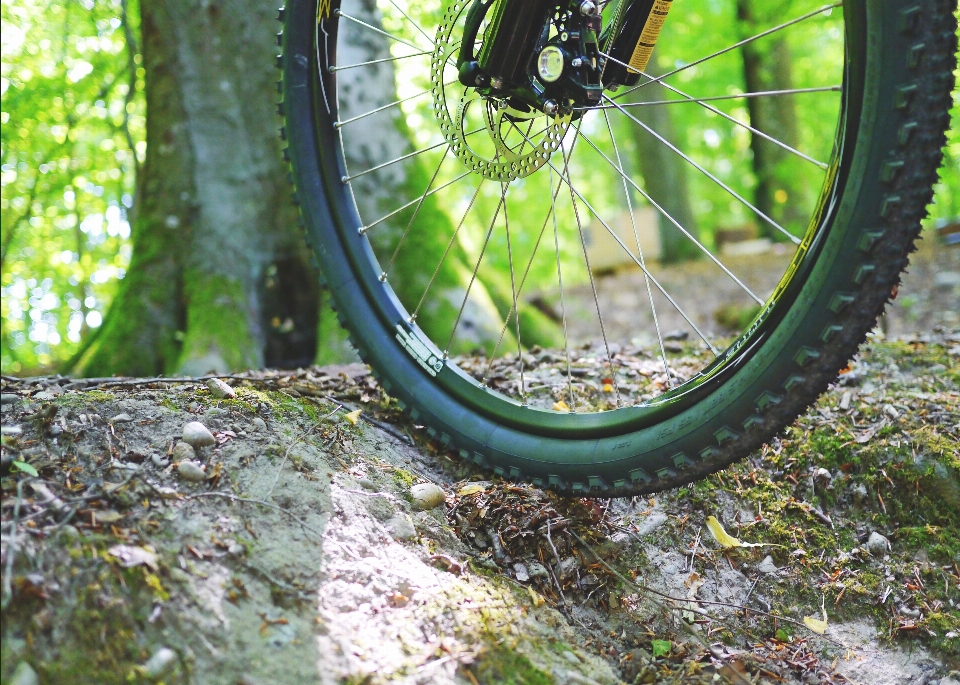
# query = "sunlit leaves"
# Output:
<box><xmin>1</xmin><ymin>0</ymin><xmax>143</xmax><ymax>372</ymax></box>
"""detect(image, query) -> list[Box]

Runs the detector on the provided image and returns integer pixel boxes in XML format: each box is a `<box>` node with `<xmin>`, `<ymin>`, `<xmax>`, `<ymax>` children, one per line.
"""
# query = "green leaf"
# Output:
<box><xmin>651</xmin><ymin>639</ymin><xmax>671</xmax><ymax>658</ymax></box>
<box><xmin>775</xmin><ymin>628</ymin><xmax>791</xmax><ymax>643</ymax></box>
<box><xmin>12</xmin><ymin>461</ymin><xmax>38</xmax><ymax>477</ymax></box>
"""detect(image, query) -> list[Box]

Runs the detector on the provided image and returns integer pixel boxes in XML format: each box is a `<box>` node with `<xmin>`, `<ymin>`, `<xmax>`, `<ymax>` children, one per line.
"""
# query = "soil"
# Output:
<box><xmin>1</xmin><ymin>247</ymin><xmax>958</xmax><ymax>684</ymax></box>
<box><xmin>552</xmin><ymin>232</ymin><xmax>960</xmax><ymax>348</ymax></box>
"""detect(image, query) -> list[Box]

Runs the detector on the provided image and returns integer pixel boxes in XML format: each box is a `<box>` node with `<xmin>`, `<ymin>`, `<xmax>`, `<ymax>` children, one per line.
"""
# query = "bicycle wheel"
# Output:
<box><xmin>278</xmin><ymin>0</ymin><xmax>956</xmax><ymax>495</ymax></box>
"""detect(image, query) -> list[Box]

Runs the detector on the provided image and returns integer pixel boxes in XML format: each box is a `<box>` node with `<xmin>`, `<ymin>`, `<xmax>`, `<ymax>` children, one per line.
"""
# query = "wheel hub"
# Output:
<box><xmin>431</xmin><ymin>0</ymin><xmax>572</xmax><ymax>181</ymax></box>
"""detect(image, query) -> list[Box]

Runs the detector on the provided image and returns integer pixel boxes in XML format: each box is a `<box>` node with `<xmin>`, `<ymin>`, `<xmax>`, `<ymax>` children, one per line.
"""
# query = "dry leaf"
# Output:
<box><xmin>343</xmin><ymin>409</ymin><xmax>361</xmax><ymax>425</ymax></box>
<box><xmin>552</xmin><ymin>400</ymin><xmax>571</xmax><ymax>412</ymax></box>
<box><xmin>527</xmin><ymin>586</ymin><xmax>544</xmax><ymax>606</ymax></box>
<box><xmin>705</xmin><ymin>515</ymin><xmax>772</xmax><ymax>549</ymax></box>
<box><xmin>96</xmin><ymin>510</ymin><xmax>124</xmax><ymax>523</ymax></box>
<box><xmin>108</xmin><ymin>544</ymin><xmax>159</xmax><ymax>570</ymax></box>
<box><xmin>458</xmin><ymin>483</ymin><xmax>486</xmax><ymax>496</ymax></box>
<box><xmin>804</xmin><ymin>600</ymin><xmax>829</xmax><ymax>634</ymax></box>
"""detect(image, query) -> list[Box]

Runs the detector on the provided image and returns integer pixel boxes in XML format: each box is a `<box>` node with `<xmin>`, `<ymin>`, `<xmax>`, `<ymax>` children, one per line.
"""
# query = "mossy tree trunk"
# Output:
<box><xmin>337</xmin><ymin>0</ymin><xmax>561</xmax><ymax>355</ymax></box>
<box><xmin>79</xmin><ymin>0</ymin><xmax>345</xmax><ymax>377</ymax></box>
<box><xmin>624</xmin><ymin>54</ymin><xmax>701</xmax><ymax>264</ymax></box>
<box><xmin>736</xmin><ymin>0</ymin><xmax>806</xmax><ymax>240</ymax></box>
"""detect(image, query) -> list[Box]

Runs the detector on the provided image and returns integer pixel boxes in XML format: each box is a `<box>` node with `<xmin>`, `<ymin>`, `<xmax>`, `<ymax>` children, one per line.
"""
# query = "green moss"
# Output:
<box><xmin>468</xmin><ymin>643</ymin><xmax>554</xmax><ymax>685</ymax></box>
<box><xmin>176</xmin><ymin>269</ymin><xmax>260</xmax><ymax>374</ymax></box>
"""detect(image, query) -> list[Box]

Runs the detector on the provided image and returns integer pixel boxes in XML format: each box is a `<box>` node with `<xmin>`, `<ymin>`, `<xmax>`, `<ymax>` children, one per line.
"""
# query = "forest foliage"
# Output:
<box><xmin>1</xmin><ymin>0</ymin><xmax>957</xmax><ymax>374</ymax></box>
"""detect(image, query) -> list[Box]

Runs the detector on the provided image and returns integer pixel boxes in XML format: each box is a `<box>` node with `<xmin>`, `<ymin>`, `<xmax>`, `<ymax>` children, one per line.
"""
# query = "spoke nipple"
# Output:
<box><xmin>379</xmin><ymin>272</ymin><xmax>388</xmax><ymax>282</ymax></box>
<box><xmin>333</xmin><ymin>121</ymin><xmax>341</xmax><ymax>129</ymax></box>
<box><xmin>358</xmin><ymin>226</ymin><xmax>367</xmax><ymax>235</ymax></box>
<box><xmin>579</xmin><ymin>0</ymin><xmax>597</xmax><ymax>15</ymax></box>
<box><xmin>341</xmin><ymin>175</ymin><xmax>349</xmax><ymax>183</ymax></box>
<box><xmin>328</xmin><ymin>65</ymin><xmax>337</xmax><ymax>73</ymax></box>
<box><xmin>333</xmin><ymin>8</ymin><xmax>341</xmax><ymax>15</ymax></box>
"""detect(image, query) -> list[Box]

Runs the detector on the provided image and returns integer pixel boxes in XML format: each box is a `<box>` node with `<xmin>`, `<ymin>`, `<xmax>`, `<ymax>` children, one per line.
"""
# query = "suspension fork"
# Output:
<box><xmin>457</xmin><ymin>0</ymin><xmax>673</xmax><ymax>111</ymax></box>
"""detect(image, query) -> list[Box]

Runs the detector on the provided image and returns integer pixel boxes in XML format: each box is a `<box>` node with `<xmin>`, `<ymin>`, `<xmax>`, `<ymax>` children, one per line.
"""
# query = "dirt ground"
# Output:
<box><xmin>2</xmin><ymin>324</ymin><xmax>958</xmax><ymax>684</ymax></box>
<box><xmin>2</xmin><ymin>233</ymin><xmax>959</xmax><ymax>684</ymax></box>
<box><xmin>552</xmin><ymin>232</ymin><xmax>960</xmax><ymax>348</ymax></box>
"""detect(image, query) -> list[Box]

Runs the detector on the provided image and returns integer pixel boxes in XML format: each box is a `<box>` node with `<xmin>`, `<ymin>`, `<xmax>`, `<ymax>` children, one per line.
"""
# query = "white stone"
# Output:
<box><xmin>385</xmin><ymin>515</ymin><xmax>417</xmax><ymax>541</ymax></box>
<box><xmin>182</xmin><ymin>421</ymin><xmax>215</xmax><ymax>448</ymax></box>
<box><xmin>865</xmin><ymin>531</ymin><xmax>890</xmax><ymax>555</ymax></box>
<box><xmin>172</xmin><ymin>442</ymin><xmax>196</xmax><ymax>463</ymax></box>
<box><xmin>410</xmin><ymin>483</ymin><xmax>446</xmax><ymax>510</ymax></box>
<box><xmin>177</xmin><ymin>460</ymin><xmax>206</xmax><ymax>482</ymax></box>
<box><xmin>205</xmin><ymin>378</ymin><xmax>236</xmax><ymax>399</ymax></box>
<box><xmin>757</xmin><ymin>556</ymin><xmax>779</xmax><ymax>574</ymax></box>
<box><xmin>143</xmin><ymin>647</ymin><xmax>177</xmax><ymax>678</ymax></box>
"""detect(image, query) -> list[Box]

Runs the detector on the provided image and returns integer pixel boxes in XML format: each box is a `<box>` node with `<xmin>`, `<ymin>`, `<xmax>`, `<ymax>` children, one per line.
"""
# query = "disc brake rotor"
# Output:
<box><xmin>431</xmin><ymin>0</ymin><xmax>572</xmax><ymax>182</ymax></box>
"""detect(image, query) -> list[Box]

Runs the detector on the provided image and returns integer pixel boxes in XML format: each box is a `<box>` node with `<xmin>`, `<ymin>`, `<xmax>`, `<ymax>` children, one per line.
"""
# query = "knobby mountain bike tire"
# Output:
<box><xmin>277</xmin><ymin>0</ymin><xmax>957</xmax><ymax>496</ymax></box>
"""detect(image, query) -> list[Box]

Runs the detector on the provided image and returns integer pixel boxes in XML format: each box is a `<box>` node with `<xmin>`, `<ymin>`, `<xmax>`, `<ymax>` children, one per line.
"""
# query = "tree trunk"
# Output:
<box><xmin>624</xmin><ymin>54</ymin><xmax>701</xmax><ymax>263</ymax></box>
<box><xmin>79</xmin><ymin>0</ymin><xmax>338</xmax><ymax>376</ymax></box>
<box><xmin>337</xmin><ymin>0</ymin><xmax>560</xmax><ymax>353</ymax></box>
<box><xmin>736</xmin><ymin>0</ymin><xmax>805</xmax><ymax>240</ymax></box>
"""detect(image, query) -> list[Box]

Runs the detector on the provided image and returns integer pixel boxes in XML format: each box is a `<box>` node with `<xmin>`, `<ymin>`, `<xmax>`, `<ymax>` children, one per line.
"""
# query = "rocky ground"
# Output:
<box><xmin>1</xmin><ymin>327</ymin><xmax>958</xmax><ymax>685</ymax></box>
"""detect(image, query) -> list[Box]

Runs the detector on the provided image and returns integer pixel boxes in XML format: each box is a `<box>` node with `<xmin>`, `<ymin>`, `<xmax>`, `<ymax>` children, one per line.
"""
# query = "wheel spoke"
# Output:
<box><xmin>599</xmin><ymin>53</ymin><xmax>829</xmax><ymax>169</ymax></box>
<box><xmin>541</xmin><ymin>131</ymin><xmax>719</xmax><ymax>355</ymax></box>
<box><xmin>335</xmin><ymin>9</ymin><xmax>429</xmax><ymax>53</ymax></box>
<box><xmin>344</xmin><ymin>127</ymin><xmax>482</xmax><ymax>183</ymax></box>
<box><xmin>335</xmin><ymin>80</ymin><xmax>456</xmax><ymax>129</ymax></box>
<box><xmin>360</xmin><ymin>170</ymin><xmax>472</xmax><ymax>233</ymax></box>
<box><xmin>604</xmin><ymin>94</ymin><xmax>801</xmax><ymax>245</ymax></box>
<box><xmin>387</xmin><ymin>0</ymin><xmax>436</xmax><ymax>47</ymax></box>
<box><xmin>412</xmin><ymin>178</ymin><xmax>486</xmax><ymax>322</ymax></box>
<box><xmin>600</xmin><ymin>108</ymin><xmax>672</xmax><ymax>388</ymax></box>
<box><xmin>548</xmin><ymin>164</ymin><xmax>575</xmax><ymax>411</ymax></box>
<box><xmin>588</xmin><ymin>86</ymin><xmax>842</xmax><ymax>109</ymax></box>
<box><xmin>577</xmin><ymin>127</ymin><xmax>764</xmax><ymax>305</ymax></box>
<box><xmin>330</xmin><ymin>50</ymin><xmax>433</xmax><ymax>73</ymax></box>
<box><xmin>444</xmin><ymin>184</ymin><xmax>508</xmax><ymax>356</ymax></box>
<box><xmin>557</xmin><ymin>126</ymin><xmax>622</xmax><ymax>407</ymax></box>
<box><xmin>481</xmin><ymin>171</ymin><xmax>567</xmax><ymax>384</ymax></box>
<box><xmin>611</xmin><ymin>3</ymin><xmax>842</xmax><ymax>102</ymax></box>
<box><xmin>501</xmin><ymin>186</ymin><xmax>526</xmax><ymax>402</ymax></box>
<box><xmin>382</xmin><ymin>148</ymin><xmax>451</xmax><ymax>279</ymax></box>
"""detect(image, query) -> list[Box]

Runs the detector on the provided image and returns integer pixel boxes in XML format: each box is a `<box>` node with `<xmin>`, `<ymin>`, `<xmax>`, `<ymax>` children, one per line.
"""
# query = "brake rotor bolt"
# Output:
<box><xmin>543</xmin><ymin>100</ymin><xmax>559</xmax><ymax>115</ymax></box>
<box><xmin>490</xmin><ymin>76</ymin><xmax>505</xmax><ymax>90</ymax></box>
<box><xmin>571</xmin><ymin>57</ymin><xmax>583</xmax><ymax>68</ymax></box>
<box><xmin>579</xmin><ymin>0</ymin><xmax>597</xmax><ymax>15</ymax></box>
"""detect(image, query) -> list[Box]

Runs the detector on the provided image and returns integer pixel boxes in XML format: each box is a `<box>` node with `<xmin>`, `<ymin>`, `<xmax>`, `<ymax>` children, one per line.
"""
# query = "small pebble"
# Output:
<box><xmin>182</xmin><ymin>421</ymin><xmax>216</xmax><ymax>448</ymax></box>
<box><xmin>664</xmin><ymin>341</ymin><xmax>683</xmax><ymax>353</ymax></box>
<box><xmin>252</xmin><ymin>417</ymin><xmax>267</xmax><ymax>431</ymax></box>
<box><xmin>172</xmin><ymin>442</ymin><xmax>196</xmax><ymax>462</ymax></box>
<box><xmin>757</xmin><ymin>556</ymin><xmax>779</xmax><ymax>574</ymax></box>
<box><xmin>9</xmin><ymin>662</ymin><xmax>39</xmax><ymax>685</ymax></box>
<box><xmin>410</xmin><ymin>482</ymin><xmax>446</xmax><ymax>510</ymax></box>
<box><xmin>142</xmin><ymin>647</ymin><xmax>177</xmax><ymax>678</ymax></box>
<box><xmin>151</xmin><ymin>453</ymin><xmax>170</xmax><ymax>468</ymax></box>
<box><xmin>514</xmin><ymin>562</ymin><xmax>530</xmax><ymax>582</ymax></box>
<box><xmin>177</xmin><ymin>460</ymin><xmax>206</xmax><ymax>482</ymax></box>
<box><xmin>205</xmin><ymin>378</ymin><xmax>236</xmax><ymax>399</ymax></box>
<box><xmin>882</xmin><ymin>404</ymin><xmax>900</xmax><ymax>419</ymax></box>
<box><xmin>385</xmin><ymin>515</ymin><xmax>417</xmax><ymax>541</ymax></box>
<box><xmin>865</xmin><ymin>531</ymin><xmax>891</xmax><ymax>555</ymax></box>
<box><xmin>111</xmin><ymin>413</ymin><xmax>134</xmax><ymax>423</ymax></box>
<box><xmin>156</xmin><ymin>487</ymin><xmax>180</xmax><ymax>500</ymax></box>
<box><xmin>839</xmin><ymin>391</ymin><xmax>852</xmax><ymax>410</ymax></box>
<box><xmin>1</xmin><ymin>393</ymin><xmax>19</xmax><ymax>405</ymax></box>
<box><xmin>852</xmin><ymin>482</ymin><xmax>868</xmax><ymax>502</ymax></box>
<box><xmin>358</xmin><ymin>478</ymin><xmax>377</xmax><ymax>491</ymax></box>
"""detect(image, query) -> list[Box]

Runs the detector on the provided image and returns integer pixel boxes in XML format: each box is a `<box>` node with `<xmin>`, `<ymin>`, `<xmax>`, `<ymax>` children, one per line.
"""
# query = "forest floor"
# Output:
<box><xmin>1</xmin><ymin>242</ymin><xmax>958</xmax><ymax>685</ymax></box>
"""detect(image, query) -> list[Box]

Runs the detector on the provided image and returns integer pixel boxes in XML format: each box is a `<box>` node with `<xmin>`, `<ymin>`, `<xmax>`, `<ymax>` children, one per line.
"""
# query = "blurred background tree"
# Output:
<box><xmin>2</xmin><ymin>0</ymin><xmax>958</xmax><ymax>375</ymax></box>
